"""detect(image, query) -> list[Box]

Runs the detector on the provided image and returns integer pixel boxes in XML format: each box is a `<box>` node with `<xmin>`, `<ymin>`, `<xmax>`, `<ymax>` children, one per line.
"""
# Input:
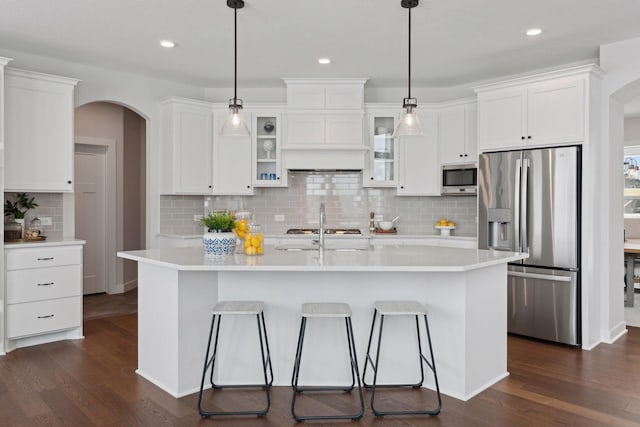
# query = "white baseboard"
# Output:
<box><xmin>604</xmin><ymin>320</ymin><xmax>628</xmax><ymax>344</ymax></box>
<box><xmin>110</xmin><ymin>279</ymin><xmax>138</xmax><ymax>294</ymax></box>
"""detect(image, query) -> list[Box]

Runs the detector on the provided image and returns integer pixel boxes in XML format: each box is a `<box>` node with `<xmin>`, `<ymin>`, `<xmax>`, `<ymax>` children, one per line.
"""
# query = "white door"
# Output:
<box><xmin>75</xmin><ymin>146</ymin><xmax>107</xmax><ymax>294</ymax></box>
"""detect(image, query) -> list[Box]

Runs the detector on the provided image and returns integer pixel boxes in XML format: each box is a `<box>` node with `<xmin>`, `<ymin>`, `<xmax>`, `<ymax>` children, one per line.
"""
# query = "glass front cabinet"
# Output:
<box><xmin>364</xmin><ymin>111</ymin><xmax>398</xmax><ymax>187</ymax></box>
<box><xmin>252</xmin><ymin>111</ymin><xmax>287</xmax><ymax>187</ymax></box>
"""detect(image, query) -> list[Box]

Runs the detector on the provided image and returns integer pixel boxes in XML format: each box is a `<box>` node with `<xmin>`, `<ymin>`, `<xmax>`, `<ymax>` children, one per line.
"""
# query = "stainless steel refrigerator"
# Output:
<box><xmin>478</xmin><ymin>146</ymin><xmax>581</xmax><ymax>346</ymax></box>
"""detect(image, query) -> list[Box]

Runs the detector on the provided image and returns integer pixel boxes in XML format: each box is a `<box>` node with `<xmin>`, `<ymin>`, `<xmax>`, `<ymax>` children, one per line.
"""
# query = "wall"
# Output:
<box><xmin>625</xmin><ymin>116</ymin><xmax>640</xmax><ymax>144</ymax></box>
<box><xmin>599</xmin><ymin>36</ymin><xmax>640</xmax><ymax>346</ymax></box>
<box><xmin>122</xmin><ymin>108</ymin><xmax>146</xmax><ymax>288</ymax></box>
<box><xmin>160</xmin><ymin>172</ymin><xmax>477</xmax><ymax>237</ymax></box>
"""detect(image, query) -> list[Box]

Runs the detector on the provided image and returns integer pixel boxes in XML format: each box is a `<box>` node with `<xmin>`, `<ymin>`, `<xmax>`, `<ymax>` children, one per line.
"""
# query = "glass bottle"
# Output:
<box><xmin>243</xmin><ymin>220</ymin><xmax>264</xmax><ymax>256</ymax></box>
<box><xmin>4</xmin><ymin>215</ymin><xmax>23</xmax><ymax>242</ymax></box>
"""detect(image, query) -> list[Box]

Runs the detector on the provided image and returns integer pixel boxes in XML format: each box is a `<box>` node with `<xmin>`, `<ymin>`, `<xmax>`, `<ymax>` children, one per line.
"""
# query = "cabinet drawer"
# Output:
<box><xmin>6</xmin><ymin>245</ymin><xmax>82</xmax><ymax>270</ymax></box>
<box><xmin>7</xmin><ymin>265</ymin><xmax>81</xmax><ymax>304</ymax></box>
<box><xmin>7</xmin><ymin>296</ymin><xmax>81</xmax><ymax>339</ymax></box>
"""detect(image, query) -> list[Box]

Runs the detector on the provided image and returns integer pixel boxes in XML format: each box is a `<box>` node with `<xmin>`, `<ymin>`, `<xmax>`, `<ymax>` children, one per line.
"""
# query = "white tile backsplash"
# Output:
<box><xmin>159</xmin><ymin>172</ymin><xmax>478</xmax><ymax>237</ymax></box>
<box><xmin>4</xmin><ymin>192</ymin><xmax>64</xmax><ymax>240</ymax></box>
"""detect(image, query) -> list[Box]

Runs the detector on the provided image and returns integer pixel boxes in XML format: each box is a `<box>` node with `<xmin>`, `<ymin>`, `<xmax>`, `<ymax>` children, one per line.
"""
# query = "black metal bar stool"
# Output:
<box><xmin>362</xmin><ymin>300</ymin><xmax>441</xmax><ymax>416</ymax></box>
<box><xmin>291</xmin><ymin>302</ymin><xmax>364</xmax><ymax>422</ymax></box>
<box><xmin>197</xmin><ymin>300</ymin><xmax>273</xmax><ymax>418</ymax></box>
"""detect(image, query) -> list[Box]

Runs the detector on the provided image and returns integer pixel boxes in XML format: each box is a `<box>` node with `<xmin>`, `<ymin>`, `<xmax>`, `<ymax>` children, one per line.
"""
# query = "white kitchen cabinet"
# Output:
<box><xmin>284</xmin><ymin>113</ymin><xmax>363</xmax><ymax>146</ymax></box>
<box><xmin>397</xmin><ymin>111</ymin><xmax>440</xmax><ymax>196</ymax></box>
<box><xmin>477</xmin><ymin>72</ymin><xmax>589</xmax><ymax>152</ymax></box>
<box><xmin>363</xmin><ymin>111</ymin><xmax>398</xmax><ymax>187</ymax></box>
<box><xmin>4</xmin><ymin>69</ymin><xmax>79</xmax><ymax>192</ymax></box>
<box><xmin>4</xmin><ymin>242</ymin><xmax>84</xmax><ymax>350</ymax></box>
<box><xmin>284</xmin><ymin>78</ymin><xmax>365</xmax><ymax>110</ymax></box>
<box><xmin>213</xmin><ymin>111</ymin><xmax>253</xmax><ymax>195</ymax></box>
<box><xmin>252</xmin><ymin>111</ymin><xmax>287</xmax><ymax>187</ymax></box>
<box><xmin>439</xmin><ymin>102</ymin><xmax>478</xmax><ymax>164</ymax></box>
<box><xmin>160</xmin><ymin>97</ymin><xmax>214</xmax><ymax>194</ymax></box>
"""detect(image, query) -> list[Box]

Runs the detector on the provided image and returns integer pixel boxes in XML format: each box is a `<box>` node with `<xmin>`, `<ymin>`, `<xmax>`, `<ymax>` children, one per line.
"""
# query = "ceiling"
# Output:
<box><xmin>1</xmin><ymin>0</ymin><xmax>640</xmax><ymax>89</ymax></box>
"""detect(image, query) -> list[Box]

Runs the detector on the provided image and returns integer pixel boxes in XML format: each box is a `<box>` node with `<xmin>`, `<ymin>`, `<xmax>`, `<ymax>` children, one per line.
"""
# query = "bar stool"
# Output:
<box><xmin>291</xmin><ymin>302</ymin><xmax>364</xmax><ymax>422</ymax></box>
<box><xmin>197</xmin><ymin>301</ymin><xmax>273</xmax><ymax>418</ymax></box>
<box><xmin>362</xmin><ymin>300</ymin><xmax>442</xmax><ymax>416</ymax></box>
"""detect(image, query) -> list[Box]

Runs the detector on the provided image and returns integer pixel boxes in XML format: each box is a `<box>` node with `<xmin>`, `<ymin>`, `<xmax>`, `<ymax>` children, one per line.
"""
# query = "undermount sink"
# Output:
<box><xmin>275</xmin><ymin>238</ymin><xmax>370</xmax><ymax>251</ymax></box>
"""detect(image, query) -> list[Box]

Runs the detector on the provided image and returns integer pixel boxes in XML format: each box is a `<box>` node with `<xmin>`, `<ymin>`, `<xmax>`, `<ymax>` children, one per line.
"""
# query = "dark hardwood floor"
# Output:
<box><xmin>1</xmin><ymin>313</ymin><xmax>640</xmax><ymax>426</ymax></box>
<box><xmin>83</xmin><ymin>289</ymin><xmax>138</xmax><ymax>320</ymax></box>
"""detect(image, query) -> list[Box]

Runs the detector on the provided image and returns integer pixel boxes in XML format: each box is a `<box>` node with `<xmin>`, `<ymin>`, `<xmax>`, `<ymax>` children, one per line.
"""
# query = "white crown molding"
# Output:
<box><xmin>5</xmin><ymin>67</ymin><xmax>80</xmax><ymax>86</ymax></box>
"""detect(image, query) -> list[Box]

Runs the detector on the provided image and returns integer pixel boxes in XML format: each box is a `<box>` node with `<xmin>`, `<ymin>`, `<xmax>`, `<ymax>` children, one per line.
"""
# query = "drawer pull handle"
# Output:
<box><xmin>37</xmin><ymin>282</ymin><xmax>55</xmax><ymax>286</ymax></box>
<box><xmin>37</xmin><ymin>314</ymin><xmax>55</xmax><ymax>319</ymax></box>
<box><xmin>37</xmin><ymin>257</ymin><xmax>55</xmax><ymax>261</ymax></box>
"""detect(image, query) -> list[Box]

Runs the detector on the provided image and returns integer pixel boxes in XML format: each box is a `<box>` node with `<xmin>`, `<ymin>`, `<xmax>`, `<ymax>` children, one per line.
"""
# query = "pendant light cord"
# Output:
<box><xmin>408</xmin><ymin>6</ymin><xmax>411</xmax><ymax>100</ymax></box>
<box><xmin>234</xmin><ymin>6</ymin><xmax>238</xmax><ymax>104</ymax></box>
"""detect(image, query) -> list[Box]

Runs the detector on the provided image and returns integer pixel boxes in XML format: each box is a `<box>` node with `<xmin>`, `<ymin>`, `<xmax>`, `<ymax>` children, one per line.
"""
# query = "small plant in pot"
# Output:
<box><xmin>4</xmin><ymin>193</ymin><xmax>39</xmax><ymax>240</ymax></box>
<box><xmin>201</xmin><ymin>211</ymin><xmax>236</xmax><ymax>256</ymax></box>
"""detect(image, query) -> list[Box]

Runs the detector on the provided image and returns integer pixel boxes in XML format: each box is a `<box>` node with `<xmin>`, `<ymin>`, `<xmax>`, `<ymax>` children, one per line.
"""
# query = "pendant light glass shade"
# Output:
<box><xmin>394</xmin><ymin>0</ymin><xmax>422</xmax><ymax>138</ymax></box>
<box><xmin>220</xmin><ymin>0</ymin><xmax>250</xmax><ymax>137</ymax></box>
<box><xmin>395</xmin><ymin>107</ymin><xmax>422</xmax><ymax>137</ymax></box>
<box><xmin>220</xmin><ymin>100</ymin><xmax>250</xmax><ymax>137</ymax></box>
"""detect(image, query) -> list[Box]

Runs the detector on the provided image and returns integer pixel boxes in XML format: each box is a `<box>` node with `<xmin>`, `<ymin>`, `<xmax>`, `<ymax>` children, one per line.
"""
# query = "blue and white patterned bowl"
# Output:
<box><xmin>203</xmin><ymin>232</ymin><xmax>236</xmax><ymax>257</ymax></box>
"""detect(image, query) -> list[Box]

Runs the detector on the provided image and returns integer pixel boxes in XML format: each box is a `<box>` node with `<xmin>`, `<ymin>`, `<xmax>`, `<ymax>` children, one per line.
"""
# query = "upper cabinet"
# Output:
<box><xmin>476</xmin><ymin>65</ymin><xmax>603</xmax><ymax>152</ymax></box>
<box><xmin>285</xmin><ymin>78</ymin><xmax>364</xmax><ymax>110</ymax></box>
<box><xmin>363</xmin><ymin>110</ymin><xmax>398</xmax><ymax>187</ymax></box>
<box><xmin>160</xmin><ymin>97</ymin><xmax>255</xmax><ymax>195</ymax></box>
<box><xmin>397</xmin><ymin>110</ymin><xmax>440</xmax><ymax>196</ymax></box>
<box><xmin>160</xmin><ymin>97</ymin><xmax>214</xmax><ymax>194</ymax></box>
<box><xmin>212</xmin><ymin>111</ymin><xmax>253</xmax><ymax>195</ymax></box>
<box><xmin>438</xmin><ymin>101</ymin><xmax>477</xmax><ymax>164</ymax></box>
<box><xmin>252</xmin><ymin>111</ymin><xmax>287</xmax><ymax>187</ymax></box>
<box><xmin>5</xmin><ymin>69</ymin><xmax>79</xmax><ymax>192</ymax></box>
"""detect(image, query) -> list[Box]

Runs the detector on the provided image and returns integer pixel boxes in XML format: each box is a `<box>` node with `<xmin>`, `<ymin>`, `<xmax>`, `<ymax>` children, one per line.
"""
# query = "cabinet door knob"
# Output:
<box><xmin>208</xmin><ymin>185</ymin><xmax>212</xmax><ymax>188</ymax></box>
<box><xmin>464</xmin><ymin>154</ymin><xmax>468</xmax><ymax>157</ymax></box>
<box><xmin>68</xmin><ymin>180</ymin><xmax>72</xmax><ymax>184</ymax></box>
<box><xmin>400</xmin><ymin>186</ymin><xmax>404</xmax><ymax>189</ymax></box>
<box><xmin>527</xmin><ymin>135</ymin><xmax>532</xmax><ymax>139</ymax></box>
<box><xmin>277</xmin><ymin>177</ymin><xmax>280</xmax><ymax>180</ymax></box>
<box><xmin>247</xmin><ymin>185</ymin><xmax>250</xmax><ymax>189</ymax></box>
<box><xmin>521</xmin><ymin>136</ymin><xmax>525</xmax><ymax>140</ymax></box>
<box><xmin>459</xmin><ymin>154</ymin><xmax>463</xmax><ymax>157</ymax></box>
<box><xmin>370</xmin><ymin>177</ymin><xmax>374</xmax><ymax>180</ymax></box>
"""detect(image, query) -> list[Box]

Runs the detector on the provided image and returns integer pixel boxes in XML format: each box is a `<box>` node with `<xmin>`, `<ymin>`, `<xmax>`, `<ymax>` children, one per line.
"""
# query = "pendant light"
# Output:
<box><xmin>220</xmin><ymin>0</ymin><xmax>250</xmax><ymax>137</ymax></box>
<box><xmin>393</xmin><ymin>0</ymin><xmax>422</xmax><ymax>137</ymax></box>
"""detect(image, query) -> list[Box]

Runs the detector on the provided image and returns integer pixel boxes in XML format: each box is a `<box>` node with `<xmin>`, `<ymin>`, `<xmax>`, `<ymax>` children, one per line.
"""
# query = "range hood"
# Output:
<box><xmin>282</xmin><ymin>78</ymin><xmax>369</xmax><ymax>171</ymax></box>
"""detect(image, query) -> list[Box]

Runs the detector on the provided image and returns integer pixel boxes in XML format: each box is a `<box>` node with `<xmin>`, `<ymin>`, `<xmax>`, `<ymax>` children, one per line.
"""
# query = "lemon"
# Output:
<box><xmin>256</xmin><ymin>246</ymin><xmax>264</xmax><ymax>255</ymax></box>
<box><xmin>251</xmin><ymin>237</ymin><xmax>260</xmax><ymax>247</ymax></box>
<box><xmin>245</xmin><ymin>246</ymin><xmax>256</xmax><ymax>255</ymax></box>
<box><xmin>447</xmin><ymin>221</ymin><xmax>455</xmax><ymax>227</ymax></box>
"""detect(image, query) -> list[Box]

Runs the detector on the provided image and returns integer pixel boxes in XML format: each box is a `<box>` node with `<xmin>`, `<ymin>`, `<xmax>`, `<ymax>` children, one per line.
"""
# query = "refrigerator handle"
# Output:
<box><xmin>521</xmin><ymin>158</ymin><xmax>529</xmax><ymax>253</ymax></box>
<box><xmin>514</xmin><ymin>158</ymin><xmax>522</xmax><ymax>252</ymax></box>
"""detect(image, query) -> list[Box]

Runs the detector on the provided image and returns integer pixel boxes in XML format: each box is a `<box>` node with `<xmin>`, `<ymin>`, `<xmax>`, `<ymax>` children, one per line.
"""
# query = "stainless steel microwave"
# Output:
<box><xmin>441</xmin><ymin>164</ymin><xmax>477</xmax><ymax>195</ymax></box>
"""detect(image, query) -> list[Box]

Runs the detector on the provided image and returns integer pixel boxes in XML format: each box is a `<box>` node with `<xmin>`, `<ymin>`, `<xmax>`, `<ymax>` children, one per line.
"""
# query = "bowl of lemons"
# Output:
<box><xmin>434</xmin><ymin>217</ymin><xmax>456</xmax><ymax>236</ymax></box>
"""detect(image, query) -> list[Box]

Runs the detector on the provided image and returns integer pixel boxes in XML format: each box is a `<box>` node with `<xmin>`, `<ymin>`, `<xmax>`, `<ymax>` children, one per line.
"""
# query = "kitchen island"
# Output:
<box><xmin>118</xmin><ymin>245</ymin><xmax>526</xmax><ymax>401</ymax></box>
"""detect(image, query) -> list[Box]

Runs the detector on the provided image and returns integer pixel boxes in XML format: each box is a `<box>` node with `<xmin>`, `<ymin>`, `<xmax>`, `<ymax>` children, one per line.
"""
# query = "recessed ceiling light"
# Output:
<box><xmin>160</xmin><ymin>40</ymin><xmax>176</xmax><ymax>48</ymax></box>
<box><xmin>526</xmin><ymin>28</ymin><xmax>542</xmax><ymax>36</ymax></box>
<box><xmin>318</xmin><ymin>58</ymin><xmax>331</xmax><ymax>65</ymax></box>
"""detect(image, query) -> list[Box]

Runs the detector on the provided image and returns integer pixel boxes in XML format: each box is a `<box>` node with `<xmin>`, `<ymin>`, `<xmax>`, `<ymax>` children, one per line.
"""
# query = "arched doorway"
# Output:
<box><xmin>74</xmin><ymin>101</ymin><xmax>147</xmax><ymax>296</ymax></box>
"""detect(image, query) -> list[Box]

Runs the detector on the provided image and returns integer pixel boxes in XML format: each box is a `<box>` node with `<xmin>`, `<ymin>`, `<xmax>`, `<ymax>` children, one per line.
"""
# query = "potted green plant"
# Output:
<box><xmin>201</xmin><ymin>211</ymin><xmax>236</xmax><ymax>256</ymax></box>
<box><xmin>4</xmin><ymin>193</ymin><xmax>39</xmax><ymax>239</ymax></box>
<box><xmin>4</xmin><ymin>192</ymin><xmax>39</xmax><ymax>219</ymax></box>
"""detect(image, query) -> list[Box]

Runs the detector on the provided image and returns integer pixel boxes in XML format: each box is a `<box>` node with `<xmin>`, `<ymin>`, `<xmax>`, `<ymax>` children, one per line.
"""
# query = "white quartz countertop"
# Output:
<box><xmin>118</xmin><ymin>245</ymin><xmax>526</xmax><ymax>272</ymax></box>
<box><xmin>4</xmin><ymin>238</ymin><xmax>86</xmax><ymax>249</ymax></box>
